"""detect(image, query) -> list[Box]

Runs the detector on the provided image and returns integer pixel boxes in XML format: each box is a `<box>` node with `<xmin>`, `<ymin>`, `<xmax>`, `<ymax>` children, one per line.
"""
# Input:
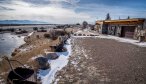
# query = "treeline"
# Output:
<box><xmin>0</xmin><ymin>24</ymin><xmax>56</xmax><ymax>27</ymax></box>
<box><xmin>0</xmin><ymin>28</ymin><xmax>15</xmax><ymax>32</ymax></box>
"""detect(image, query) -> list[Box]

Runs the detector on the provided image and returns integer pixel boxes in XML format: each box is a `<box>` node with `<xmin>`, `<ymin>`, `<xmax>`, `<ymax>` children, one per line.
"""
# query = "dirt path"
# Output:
<box><xmin>54</xmin><ymin>37</ymin><xmax>146</xmax><ymax>84</ymax></box>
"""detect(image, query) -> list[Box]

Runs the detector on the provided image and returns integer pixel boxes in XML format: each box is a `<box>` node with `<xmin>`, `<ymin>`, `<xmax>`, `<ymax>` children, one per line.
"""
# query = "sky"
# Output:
<box><xmin>0</xmin><ymin>0</ymin><xmax>146</xmax><ymax>24</ymax></box>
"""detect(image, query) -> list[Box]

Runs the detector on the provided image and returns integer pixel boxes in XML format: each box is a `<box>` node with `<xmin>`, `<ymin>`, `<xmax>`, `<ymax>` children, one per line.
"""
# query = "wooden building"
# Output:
<box><xmin>96</xmin><ymin>18</ymin><xmax>146</xmax><ymax>41</ymax></box>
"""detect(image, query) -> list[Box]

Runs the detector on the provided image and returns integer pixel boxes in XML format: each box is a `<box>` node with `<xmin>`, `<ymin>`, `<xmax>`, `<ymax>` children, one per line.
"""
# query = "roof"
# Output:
<box><xmin>96</xmin><ymin>18</ymin><xmax>146</xmax><ymax>25</ymax></box>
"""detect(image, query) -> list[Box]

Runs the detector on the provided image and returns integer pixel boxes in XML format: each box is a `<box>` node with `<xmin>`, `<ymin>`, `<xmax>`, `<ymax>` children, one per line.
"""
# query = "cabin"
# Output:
<box><xmin>96</xmin><ymin>18</ymin><xmax>146</xmax><ymax>41</ymax></box>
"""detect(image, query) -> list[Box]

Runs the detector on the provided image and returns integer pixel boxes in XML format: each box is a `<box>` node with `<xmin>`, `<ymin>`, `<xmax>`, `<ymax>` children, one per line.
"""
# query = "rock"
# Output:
<box><xmin>45</xmin><ymin>53</ymin><xmax>59</xmax><ymax>60</ymax></box>
<box><xmin>74</xmin><ymin>34</ymin><xmax>77</xmax><ymax>36</ymax></box>
<box><xmin>11</xmin><ymin>48</ymin><xmax>20</xmax><ymax>56</ymax></box>
<box><xmin>35</xmin><ymin>57</ymin><xmax>50</xmax><ymax>70</ymax></box>
<box><xmin>11</xmin><ymin>52</ymin><xmax>17</xmax><ymax>56</ymax></box>
<box><xmin>54</xmin><ymin>43</ymin><xmax>67</xmax><ymax>52</ymax></box>
<box><xmin>62</xmin><ymin>47</ymin><xmax>67</xmax><ymax>52</ymax></box>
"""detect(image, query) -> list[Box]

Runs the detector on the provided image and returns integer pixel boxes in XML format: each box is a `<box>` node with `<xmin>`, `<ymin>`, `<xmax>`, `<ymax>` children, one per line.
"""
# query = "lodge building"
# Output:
<box><xmin>96</xmin><ymin>18</ymin><xmax>146</xmax><ymax>41</ymax></box>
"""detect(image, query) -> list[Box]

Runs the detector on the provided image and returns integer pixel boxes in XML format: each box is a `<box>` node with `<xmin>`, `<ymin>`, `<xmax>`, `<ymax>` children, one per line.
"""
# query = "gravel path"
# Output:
<box><xmin>54</xmin><ymin>37</ymin><xmax>146</xmax><ymax>84</ymax></box>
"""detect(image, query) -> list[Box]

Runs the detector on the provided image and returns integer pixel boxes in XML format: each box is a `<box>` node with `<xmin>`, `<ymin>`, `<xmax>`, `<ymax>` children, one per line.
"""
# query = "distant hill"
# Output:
<box><xmin>0</xmin><ymin>20</ymin><xmax>48</xmax><ymax>24</ymax></box>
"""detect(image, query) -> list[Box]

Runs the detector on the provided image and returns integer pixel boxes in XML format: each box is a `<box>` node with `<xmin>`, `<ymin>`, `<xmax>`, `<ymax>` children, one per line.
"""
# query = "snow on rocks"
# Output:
<box><xmin>38</xmin><ymin>39</ymin><xmax>72</xmax><ymax>84</ymax></box>
<box><xmin>0</xmin><ymin>76</ymin><xmax>5</xmax><ymax>84</ymax></box>
<box><xmin>73</xmin><ymin>30</ymin><xmax>99</xmax><ymax>37</ymax></box>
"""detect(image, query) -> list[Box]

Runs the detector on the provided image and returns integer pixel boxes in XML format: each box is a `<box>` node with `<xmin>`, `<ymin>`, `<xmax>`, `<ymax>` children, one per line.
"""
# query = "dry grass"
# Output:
<box><xmin>0</xmin><ymin>28</ymin><xmax>72</xmax><ymax>82</ymax></box>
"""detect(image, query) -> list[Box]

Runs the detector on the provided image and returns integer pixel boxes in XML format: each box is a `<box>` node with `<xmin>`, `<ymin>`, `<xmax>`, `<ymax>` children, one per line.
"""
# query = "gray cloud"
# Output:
<box><xmin>22</xmin><ymin>0</ymin><xmax>50</xmax><ymax>5</ymax></box>
<box><xmin>0</xmin><ymin>0</ymin><xmax>12</xmax><ymax>4</ymax></box>
<box><xmin>0</xmin><ymin>6</ymin><xmax>14</xmax><ymax>11</ymax></box>
<box><xmin>22</xmin><ymin>0</ymin><xmax>80</xmax><ymax>7</ymax></box>
<box><xmin>0</xmin><ymin>0</ymin><xmax>91</xmax><ymax>24</ymax></box>
<box><xmin>0</xmin><ymin>0</ymin><xmax>145</xmax><ymax>24</ymax></box>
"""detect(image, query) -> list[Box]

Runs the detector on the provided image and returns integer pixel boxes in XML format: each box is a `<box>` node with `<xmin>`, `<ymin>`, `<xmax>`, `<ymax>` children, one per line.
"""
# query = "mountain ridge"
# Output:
<box><xmin>0</xmin><ymin>20</ymin><xmax>48</xmax><ymax>24</ymax></box>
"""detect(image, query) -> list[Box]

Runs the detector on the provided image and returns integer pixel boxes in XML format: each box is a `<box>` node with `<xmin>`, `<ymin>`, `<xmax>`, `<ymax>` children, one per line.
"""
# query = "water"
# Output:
<box><xmin>0</xmin><ymin>33</ymin><xmax>25</xmax><ymax>58</ymax></box>
<box><xmin>0</xmin><ymin>25</ymin><xmax>56</xmax><ymax>32</ymax></box>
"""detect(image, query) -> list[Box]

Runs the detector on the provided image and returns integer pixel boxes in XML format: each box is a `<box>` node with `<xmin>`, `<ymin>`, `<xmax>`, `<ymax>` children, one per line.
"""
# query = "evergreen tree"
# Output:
<box><xmin>76</xmin><ymin>23</ymin><xmax>80</xmax><ymax>25</ymax></box>
<box><xmin>82</xmin><ymin>21</ymin><xmax>88</xmax><ymax>29</ymax></box>
<box><xmin>127</xmin><ymin>16</ymin><xmax>130</xmax><ymax>19</ymax></box>
<box><xmin>119</xmin><ymin>16</ymin><xmax>121</xmax><ymax>20</ymax></box>
<box><xmin>105</xmin><ymin>13</ymin><xmax>111</xmax><ymax>20</ymax></box>
<box><xmin>33</xmin><ymin>27</ymin><xmax>38</xmax><ymax>31</ymax></box>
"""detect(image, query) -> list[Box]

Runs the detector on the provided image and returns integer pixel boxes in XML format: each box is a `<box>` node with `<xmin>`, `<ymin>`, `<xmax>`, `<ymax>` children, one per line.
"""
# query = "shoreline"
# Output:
<box><xmin>0</xmin><ymin>31</ymin><xmax>52</xmax><ymax>79</ymax></box>
<box><xmin>0</xmin><ymin>32</ymin><xmax>26</xmax><ymax>59</ymax></box>
<box><xmin>0</xmin><ymin>29</ymin><xmax>71</xmax><ymax>83</ymax></box>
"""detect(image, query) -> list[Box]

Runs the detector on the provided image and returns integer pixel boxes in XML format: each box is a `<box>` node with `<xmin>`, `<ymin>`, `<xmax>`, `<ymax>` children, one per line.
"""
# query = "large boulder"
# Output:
<box><xmin>55</xmin><ymin>43</ymin><xmax>67</xmax><ymax>52</ymax></box>
<box><xmin>7</xmin><ymin>67</ymin><xmax>36</xmax><ymax>84</ymax></box>
<box><xmin>45</xmin><ymin>53</ymin><xmax>59</xmax><ymax>60</ymax></box>
<box><xmin>11</xmin><ymin>48</ymin><xmax>20</xmax><ymax>56</ymax></box>
<box><xmin>35</xmin><ymin>57</ymin><xmax>50</xmax><ymax>70</ymax></box>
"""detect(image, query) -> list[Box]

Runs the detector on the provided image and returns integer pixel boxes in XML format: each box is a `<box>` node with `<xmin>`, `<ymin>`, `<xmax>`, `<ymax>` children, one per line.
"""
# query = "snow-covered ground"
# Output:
<box><xmin>38</xmin><ymin>39</ymin><xmax>72</xmax><ymax>84</ymax></box>
<box><xmin>97</xmin><ymin>35</ymin><xmax>146</xmax><ymax>47</ymax></box>
<box><xmin>73</xmin><ymin>30</ymin><xmax>146</xmax><ymax>47</ymax></box>
<box><xmin>74</xmin><ymin>35</ymin><xmax>146</xmax><ymax>47</ymax></box>
<box><xmin>74</xmin><ymin>29</ymin><xmax>99</xmax><ymax>36</ymax></box>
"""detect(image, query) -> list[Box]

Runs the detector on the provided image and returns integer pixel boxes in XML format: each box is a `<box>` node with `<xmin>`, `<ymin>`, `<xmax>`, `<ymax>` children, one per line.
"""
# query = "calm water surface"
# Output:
<box><xmin>0</xmin><ymin>33</ymin><xmax>25</xmax><ymax>58</ymax></box>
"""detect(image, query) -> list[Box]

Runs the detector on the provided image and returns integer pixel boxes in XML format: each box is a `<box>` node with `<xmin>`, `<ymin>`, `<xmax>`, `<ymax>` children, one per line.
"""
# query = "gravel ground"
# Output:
<box><xmin>54</xmin><ymin>37</ymin><xmax>146</xmax><ymax>84</ymax></box>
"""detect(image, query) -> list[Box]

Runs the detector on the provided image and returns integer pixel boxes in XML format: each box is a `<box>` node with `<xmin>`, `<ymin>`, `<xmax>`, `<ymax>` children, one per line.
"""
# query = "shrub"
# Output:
<box><xmin>22</xmin><ymin>30</ymin><xmax>28</xmax><ymax>33</ymax></box>
<box><xmin>33</xmin><ymin>27</ymin><xmax>38</xmax><ymax>31</ymax></box>
<box><xmin>44</xmin><ymin>34</ymin><xmax>50</xmax><ymax>38</ymax></box>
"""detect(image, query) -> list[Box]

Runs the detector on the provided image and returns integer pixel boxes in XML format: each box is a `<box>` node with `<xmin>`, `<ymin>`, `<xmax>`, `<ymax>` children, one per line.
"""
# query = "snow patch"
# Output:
<box><xmin>97</xmin><ymin>35</ymin><xmax>146</xmax><ymax>47</ymax></box>
<box><xmin>73</xmin><ymin>31</ymin><xmax>146</xmax><ymax>47</ymax></box>
<box><xmin>74</xmin><ymin>30</ymin><xmax>99</xmax><ymax>37</ymax></box>
<box><xmin>38</xmin><ymin>39</ymin><xmax>72</xmax><ymax>84</ymax></box>
<box><xmin>28</xmin><ymin>55</ymin><xmax>43</xmax><ymax>62</ymax></box>
<box><xmin>81</xmin><ymin>48</ymin><xmax>88</xmax><ymax>59</ymax></box>
<box><xmin>20</xmin><ymin>45</ymin><xmax>36</xmax><ymax>52</ymax></box>
<box><xmin>73</xmin><ymin>35</ymin><xmax>98</xmax><ymax>38</ymax></box>
<box><xmin>28</xmin><ymin>32</ymin><xmax>34</xmax><ymax>36</ymax></box>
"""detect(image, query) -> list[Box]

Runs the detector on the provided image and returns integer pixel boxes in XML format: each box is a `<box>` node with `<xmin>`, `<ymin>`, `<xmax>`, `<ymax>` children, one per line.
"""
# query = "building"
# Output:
<box><xmin>96</xmin><ymin>18</ymin><xmax>146</xmax><ymax>41</ymax></box>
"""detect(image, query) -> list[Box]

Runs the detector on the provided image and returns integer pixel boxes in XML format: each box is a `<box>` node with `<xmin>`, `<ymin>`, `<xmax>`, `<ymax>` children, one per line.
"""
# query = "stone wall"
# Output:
<box><xmin>96</xmin><ymin>21</ymin><xmax>146</xmax><ymax>42</ymax></box>
<box><xmin>107</xmin><ymin>24</ymin><xmax>144</xmax><ymax>40</ymax></box>
<box><xmin>143</xmin><ymin>20</ymin><xmax>146</xmax><ymax>41</ymax></box>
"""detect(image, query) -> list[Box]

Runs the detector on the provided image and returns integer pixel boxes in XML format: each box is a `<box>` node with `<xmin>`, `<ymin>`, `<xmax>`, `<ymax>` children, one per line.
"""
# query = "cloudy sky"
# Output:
<box><xmin>0</xmin><ymin>0</ymin><xmax>146</xmax><ymax>24</ymax></box>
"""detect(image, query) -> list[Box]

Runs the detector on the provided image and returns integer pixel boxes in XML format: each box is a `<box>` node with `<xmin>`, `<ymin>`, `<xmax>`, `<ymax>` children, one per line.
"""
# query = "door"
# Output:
<box><xmin>121</xmin><ymin>26</ymin><xmax>136</xmax><ymax>38</ymax></box>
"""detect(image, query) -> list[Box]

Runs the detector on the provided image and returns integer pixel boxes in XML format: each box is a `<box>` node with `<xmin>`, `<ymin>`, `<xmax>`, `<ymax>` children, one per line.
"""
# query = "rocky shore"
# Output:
<box><xmin>0</xmin><ymin>31</ymin><xmax>60</xmax><ymax>82</ymax></box>
<box><xmin>0</xmin><ymin>28</ymin><xmax>72</xmax><ymax>83</ymax></box>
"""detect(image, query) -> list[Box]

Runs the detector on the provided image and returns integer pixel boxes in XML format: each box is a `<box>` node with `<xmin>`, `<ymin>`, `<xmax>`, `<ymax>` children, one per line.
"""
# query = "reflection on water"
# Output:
<box><xmin>0</xmin><ymin>33</ymin><xmax>25</xmax><ymax>58</ymax></box>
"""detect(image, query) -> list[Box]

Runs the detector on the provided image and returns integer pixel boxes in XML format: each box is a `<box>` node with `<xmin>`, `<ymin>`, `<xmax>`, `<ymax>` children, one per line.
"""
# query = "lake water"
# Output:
<box><xmin>0</xmin><ymin>33</ymin><xmax>25</xmax><ymax>59</ymax></box>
